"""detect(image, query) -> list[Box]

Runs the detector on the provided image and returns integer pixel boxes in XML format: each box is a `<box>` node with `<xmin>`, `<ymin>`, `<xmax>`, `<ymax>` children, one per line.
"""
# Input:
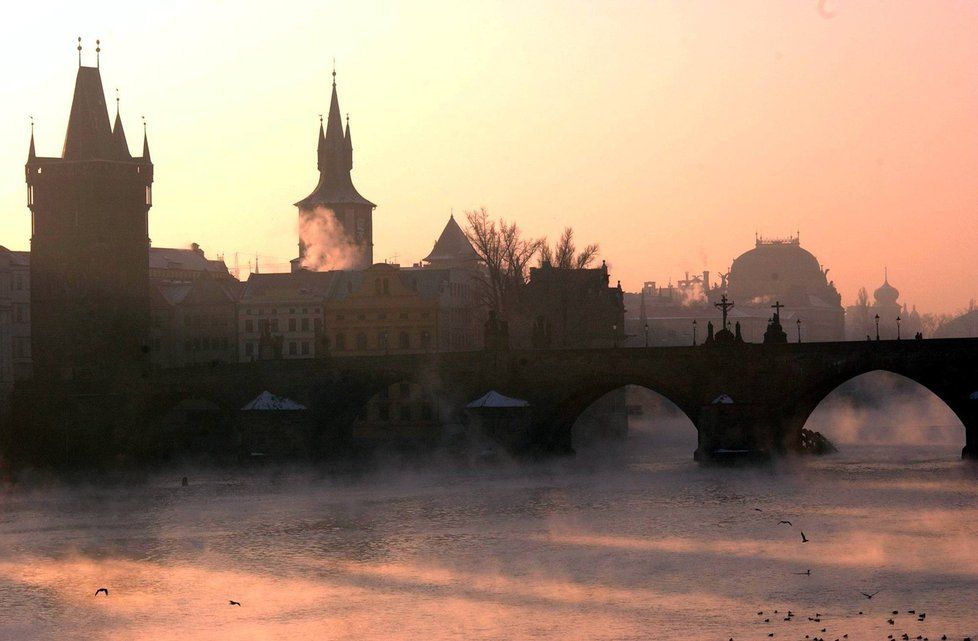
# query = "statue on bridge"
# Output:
<box><xmin>708</xmin><ymin>294</ymin><xmax>743</xmax><ymax>345</ymax></box>
<box><xmin>763</xmin><ymin>300</ymin><xmax>788</xmax><ymax>344</ymax></box>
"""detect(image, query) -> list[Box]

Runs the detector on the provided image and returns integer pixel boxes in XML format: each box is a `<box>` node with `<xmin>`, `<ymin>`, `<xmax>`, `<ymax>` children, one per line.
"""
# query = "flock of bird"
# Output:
<box><xmin>724</xmin><ymin>508</ymin><xmax>974</xmax><ymax>641</ymax></box>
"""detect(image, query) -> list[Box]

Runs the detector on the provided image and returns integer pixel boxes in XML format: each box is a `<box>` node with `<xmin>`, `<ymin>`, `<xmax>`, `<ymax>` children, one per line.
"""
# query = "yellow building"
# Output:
<box><xmin>327</xmin><ymin>263</ymin><xmax>440</xmax><ymax>354</ymax></box>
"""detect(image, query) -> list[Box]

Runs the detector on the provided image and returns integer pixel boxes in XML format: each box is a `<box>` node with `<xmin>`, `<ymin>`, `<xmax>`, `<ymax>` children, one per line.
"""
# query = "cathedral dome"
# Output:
<box><xmin>726</xmin><ymin>237</ymin><xmax>830</xmax><ymax>306</ymax></box>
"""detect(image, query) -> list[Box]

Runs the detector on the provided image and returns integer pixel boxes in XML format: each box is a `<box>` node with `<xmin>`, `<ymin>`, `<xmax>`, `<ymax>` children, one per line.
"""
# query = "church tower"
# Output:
<box><xmin>294</xmin><ymin>68</ymin><xmax>375</xmax><ymax>271</ymax></box>
<box><xmin>25</xmin><ymin>45</ymin><xmax>153</xmax><ymax>381</ymax></box>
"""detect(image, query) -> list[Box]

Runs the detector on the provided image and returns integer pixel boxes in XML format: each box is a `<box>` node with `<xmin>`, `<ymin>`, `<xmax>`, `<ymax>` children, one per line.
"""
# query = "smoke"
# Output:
<box><xmin>805</xmin><ymin>371</ymin><xmax>964</xmax><ymax>445</ymax></box>
<box><xmin>297</xmin><ymin>206</ymin><xmax>363</xmax><ymax>271</ymax></box>
<box><xmin>679</xmin><ymin>285</ymin><xmax>707</xmax><ymax>307</ymax></box>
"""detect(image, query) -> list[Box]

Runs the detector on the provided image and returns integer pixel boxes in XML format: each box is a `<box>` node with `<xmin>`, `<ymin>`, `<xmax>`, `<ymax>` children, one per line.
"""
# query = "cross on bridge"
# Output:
<box><xmin>715</xmin><ymin>294</ymin><xmax>734</xmax><ymax>328</ymax></box>
<box><xmin>771</xmin><ymin>300</ymin><xmax>784</xmax><ymax>320</ymax></box>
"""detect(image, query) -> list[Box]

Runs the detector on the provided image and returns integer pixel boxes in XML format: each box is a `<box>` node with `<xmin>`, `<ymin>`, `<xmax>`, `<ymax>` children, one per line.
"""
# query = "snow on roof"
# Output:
<box><xmin>466</xmin><ymin>390</ymin><xmax>529</xmax><ymax>409</ymax></box>
<box><xmin>712</xmin><ymin>394</ymin><xmax>734</xmax><ymax>404</ymax></box>
<box><xmin>241</xmin><ymin>391</ymin><xmax>307</xmax><ymax>410</ymax></box>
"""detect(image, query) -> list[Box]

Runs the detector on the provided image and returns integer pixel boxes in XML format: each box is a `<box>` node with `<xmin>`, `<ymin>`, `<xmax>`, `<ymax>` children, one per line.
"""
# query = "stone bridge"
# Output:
<box><xmin>144</xmin><ymin>338</ymin><xmax>978</xmax><ymax>461</ymax></box>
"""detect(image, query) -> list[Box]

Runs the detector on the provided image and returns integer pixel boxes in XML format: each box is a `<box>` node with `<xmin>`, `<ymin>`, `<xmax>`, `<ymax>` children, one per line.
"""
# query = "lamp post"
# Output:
<box><xmin>875</xmin><ymin>314</ymin><xmax>880</xmax><ymax>341</ymax></box>
<box><xmin>796</xmin><ymin>318</ymin><xmax>802</xmax><ymax>344</ymax></box>
<box><xmin>644</xmin><ymin>322</ymin><xmax>649</xmax><ymax>348</ymax></box>
<box><xmin>692</xmin><ymin>319</ymin><xmax>698</xmax><ymax>346</ymax></box>
<box><xmin>896</xmin><ymin>315</ymin><xmax>901</xmax><ymax>340</ymax></box>
<box><xmin>612</xmin><ymin>323</ymin><xmax>618</xmax><ymax>349</ymax></box>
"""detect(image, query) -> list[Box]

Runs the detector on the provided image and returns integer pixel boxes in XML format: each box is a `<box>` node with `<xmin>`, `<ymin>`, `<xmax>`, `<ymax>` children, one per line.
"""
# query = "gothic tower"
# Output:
<box><xmin>294</xmin><ymin>69</ymin><xmax>375</xmax><ymax>271</ymax></box>
<box><xmin>25</xmin><ymin>51</ymin><xmax>153</xmax><ymax>381</ymax></box>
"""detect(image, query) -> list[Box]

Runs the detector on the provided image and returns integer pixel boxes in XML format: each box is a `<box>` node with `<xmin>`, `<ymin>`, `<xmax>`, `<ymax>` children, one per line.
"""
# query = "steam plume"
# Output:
<box><xmin>298</xmin><ymin>206</ymin><xmax>363</xmax><ymax>271</ymax></box>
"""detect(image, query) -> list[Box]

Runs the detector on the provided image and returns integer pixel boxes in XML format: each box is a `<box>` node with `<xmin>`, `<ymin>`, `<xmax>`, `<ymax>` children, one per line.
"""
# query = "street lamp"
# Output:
<box><xmin>612</xmin><ymin>323</ymin><xmax>618</xmax><ymax>348</ymax></box>
<box><xmin>896</xmin><ymin>315</ymin><xmax>901</xmax><ymax>340</ymax></box>
<box><xmin>692</xmin><ymin>319</ymin><xmax>698</xmax><ymax>346</ymax></box>
<box><xmin>644</xmin><ymin>322</ymin><xmax>650</xmax><ymax>348</ymax></box>
<box><xmin>874</xmin><ymin>314</ymin><xmax>880</xmax><ymax>341</ymax></box>
<box><xmin>796</xmin><ymin>318</ymin><xmax>802</xmax><ymax>344</ymax></box>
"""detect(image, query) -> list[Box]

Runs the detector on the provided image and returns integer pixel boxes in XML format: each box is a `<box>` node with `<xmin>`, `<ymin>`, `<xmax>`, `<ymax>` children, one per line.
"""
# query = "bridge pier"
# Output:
<box><xmin>959</xmin><ymin>406</ymin><xmax>978</xmax><ymax>461</ymax></box>
<box><xmin>693</xmin><ymin>402</ymin><xmax>790</xmax><ymax>463</ymax></box>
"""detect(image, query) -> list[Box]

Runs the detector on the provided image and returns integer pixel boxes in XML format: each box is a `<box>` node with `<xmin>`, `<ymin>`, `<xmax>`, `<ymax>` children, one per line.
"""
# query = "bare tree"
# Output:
<box><xmin>464</xmin><ymin>208</ymin><xmax>544</xmax><ymax>316</ymax></box>
<box><xmin>539</xmin><ymin>227</ymin><xmax>600</xmax><ymax>269</ymax></box>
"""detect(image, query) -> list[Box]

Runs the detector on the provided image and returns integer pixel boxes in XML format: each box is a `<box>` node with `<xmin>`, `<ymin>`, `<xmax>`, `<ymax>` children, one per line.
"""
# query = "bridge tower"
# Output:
<box><xmin>25</xmin><ymin>45</ymin><xmax>153</xmax><ymax>381</ymax></box>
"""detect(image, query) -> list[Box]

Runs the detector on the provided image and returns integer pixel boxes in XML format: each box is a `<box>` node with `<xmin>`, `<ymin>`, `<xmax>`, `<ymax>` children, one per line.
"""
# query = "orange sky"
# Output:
<box><xmin>1</xmin><ymin>1</ymin><xmax>976</xmax><ymax>314</ymax></box>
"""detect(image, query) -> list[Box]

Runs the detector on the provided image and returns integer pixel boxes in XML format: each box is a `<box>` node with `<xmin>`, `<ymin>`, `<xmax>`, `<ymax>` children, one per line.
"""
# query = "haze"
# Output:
<box><xmin>1</xmin><ymin>0</ymin><xmax>976</xmax><ymax>313</ymax></box>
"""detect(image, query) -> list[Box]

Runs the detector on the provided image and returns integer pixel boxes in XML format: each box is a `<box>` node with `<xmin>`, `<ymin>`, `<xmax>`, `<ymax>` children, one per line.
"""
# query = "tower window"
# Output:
<box><xmin>145</xmin><ymin>186</ymin><xmax>152</xmax><ymax>206</ymax></box>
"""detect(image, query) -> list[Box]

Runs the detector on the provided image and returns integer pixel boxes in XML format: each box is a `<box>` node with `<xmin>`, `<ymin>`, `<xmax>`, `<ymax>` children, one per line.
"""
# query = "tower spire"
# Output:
<box><xmin>111</xmin><ymin>89</ymin><xmax>131</xmax><ymax>159</ymax></box>
<box><xmin>141</xmin><ymin>116</ymin><xmax>151</xmax><ymax>161</ymax></box>
<box><xmin>28</xmin><ymin>116</ymin><xmax>36</xmax><ymax>160</ymax></box>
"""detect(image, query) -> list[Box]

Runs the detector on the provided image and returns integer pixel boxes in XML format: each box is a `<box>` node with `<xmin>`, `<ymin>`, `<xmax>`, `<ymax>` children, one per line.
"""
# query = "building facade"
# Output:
<box><xmin>0</xmin><ymin>248</ymin><xmax>31</xmax><ymax>385</ymax></box>
<box><xmin>237</xmin><ymin>271</ymin><xmax>334</xmax><ymax>361</ymax></box>
<box><xmin>150</xmin><ymin>275</ymin><xmax>240</xmax><ymax>367</ymax></box>
<box><xmin>510</xmin><ymin>261</ymin><xmax>625</xmax><ymax>349</ymax></box>
<box><xmin>26</xmin><ymin>62</ymin><xmax>153</xmax><ymax>381</ymax></box>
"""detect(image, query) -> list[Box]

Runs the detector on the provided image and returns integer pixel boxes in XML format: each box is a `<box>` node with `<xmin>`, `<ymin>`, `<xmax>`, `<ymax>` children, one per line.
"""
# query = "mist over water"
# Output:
<box><xmin>0</xmin><ymin>385</ymin><xmax>975</xmax><ymax>640</ymax></box>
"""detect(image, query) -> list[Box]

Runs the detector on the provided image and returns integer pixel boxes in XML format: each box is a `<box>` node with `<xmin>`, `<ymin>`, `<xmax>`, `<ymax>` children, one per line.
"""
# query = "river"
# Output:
<box><xmin>0</xmin><ymin>412</ymin><xmax>975</xmax><ymax>640</ymax></box>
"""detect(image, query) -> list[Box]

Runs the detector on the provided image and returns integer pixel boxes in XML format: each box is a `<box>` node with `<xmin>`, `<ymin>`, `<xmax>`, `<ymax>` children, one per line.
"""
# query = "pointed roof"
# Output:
<box><xmin>241</xmin><ymin>391</ymin><xmax>307</xmax><ymax>411</ymax></box>
<box><xmin>466</xmin><ymin>390</ymin><xmax>529</xmax><ymax>409</ymax></box>
<box><xmin>112</xmin><ymin>103</ymin><xmax>132</xmax><ymax>159</ymax></box>
<box><xmin>142</xmin><ymin>128</ymin><xmax>151</xmax><ymax>162</ymax></box>
<box><xmin>324</xmin><ymin>79</ymin><xmax>344</xmax><ymax>147</ymax></box>
<box><xmin>62</xmin><ymin>66</ymin><xmax>118</xmax><ymax>160</ymax></box>
<box><xmin>316</xmin><ymin>118</ymin><xmax>326</xmax><ymax>171</ymax></box>
<box><xmin>296</xmin><ymin>70</ymin><xmax>374</xmax><ymax>209</ymax></box>
<box><xmin>424</xmin><ymin>215</ymin><xmax>481</xmax><ymax>265</ymax></box>
<box><xmin>27</xmin><ymin>130</ymin><xmax>36</xmax><ymax>161</ymax></box>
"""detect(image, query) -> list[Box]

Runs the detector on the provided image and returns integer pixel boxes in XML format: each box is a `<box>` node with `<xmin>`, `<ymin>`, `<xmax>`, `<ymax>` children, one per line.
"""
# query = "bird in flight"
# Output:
<box><xmin>793</xmin><ymin>569</ymin><xmax>811</xmax><ymax>575</ymax></box>
<box><xmin>778</xmin><ymin>520</ymin><xmax>792</xmax><ymax>526</ymax></box>
<box><xmin>229</xmin><ymin>600</ymin><xmax>242</xmax><ymax>606</ymax></box>
<box><xmin>860</xmin><ymin>590</ymin><xmax>881</xmax><ymax>599</ymax></box>
<box><xmin>95</xmin><ymin>588</ymin><xmax>109</xmax><ymax>597</ymax></box>
<box><xmin>800</xmin><ymin>531</ymin><xmax>809</xmax><ymax>543</ymax></box>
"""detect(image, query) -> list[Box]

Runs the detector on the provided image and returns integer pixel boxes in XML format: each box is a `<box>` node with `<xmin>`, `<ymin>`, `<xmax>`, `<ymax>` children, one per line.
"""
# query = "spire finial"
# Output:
<box><xmin>96</xmin><ymin>39</ymin><xmax>101</xmax><ymax>68</ymax></box>
<box><xmin>115</xmin><ymin>88</ymin><xmax>120</xmax><ymax>116</ymax></box>
<box><xmin>30</xmin><ymin>115</ymin><xmax>34</xmax><ymax>136</ymax></box>
<box><xmin>332</xmin><ymin>57</ymin><xmax>336</xmax><ymax>86</ymax></box>
<box><xmin>319</xmin><ymin>113</ymin><xmax>323</xmax><ymax>124</ymax></box>
<box><xmin>142</xmin><ymin>114</ymin><xmax>146</xmax><ymax>133</ymax></box>
<box><xmin>884</xmin><ymin>266</ymin><xmax>888</xmax><ymax>283</ymax></box>
<box><xmin>77</xmin><ymin>37</ymin><xmax>82</xmax><ymax>66</ymax></box>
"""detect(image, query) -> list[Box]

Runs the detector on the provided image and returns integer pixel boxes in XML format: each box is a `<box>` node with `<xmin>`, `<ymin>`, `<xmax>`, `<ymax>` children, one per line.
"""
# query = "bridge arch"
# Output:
<box><xmin>792</xmin><ymin>368</ymin><xmax>968</xmax><ymax>455</ymax></box>
<box><xmin>543</xmin><ymin>379</ymin><xmax>699</xmax><ymax>456</ymax></box>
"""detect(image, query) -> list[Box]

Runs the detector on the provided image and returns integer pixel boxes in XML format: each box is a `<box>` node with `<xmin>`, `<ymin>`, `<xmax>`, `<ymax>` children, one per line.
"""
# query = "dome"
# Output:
<box><xmin>726</xmin><ymin>237</ymin><xmax>827</xmax><ymax>305</ymax></box>
<box><xmin>873</xmin><ymin>275</ymin><xmax>899</xmax><ymax>305</ymax></box>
